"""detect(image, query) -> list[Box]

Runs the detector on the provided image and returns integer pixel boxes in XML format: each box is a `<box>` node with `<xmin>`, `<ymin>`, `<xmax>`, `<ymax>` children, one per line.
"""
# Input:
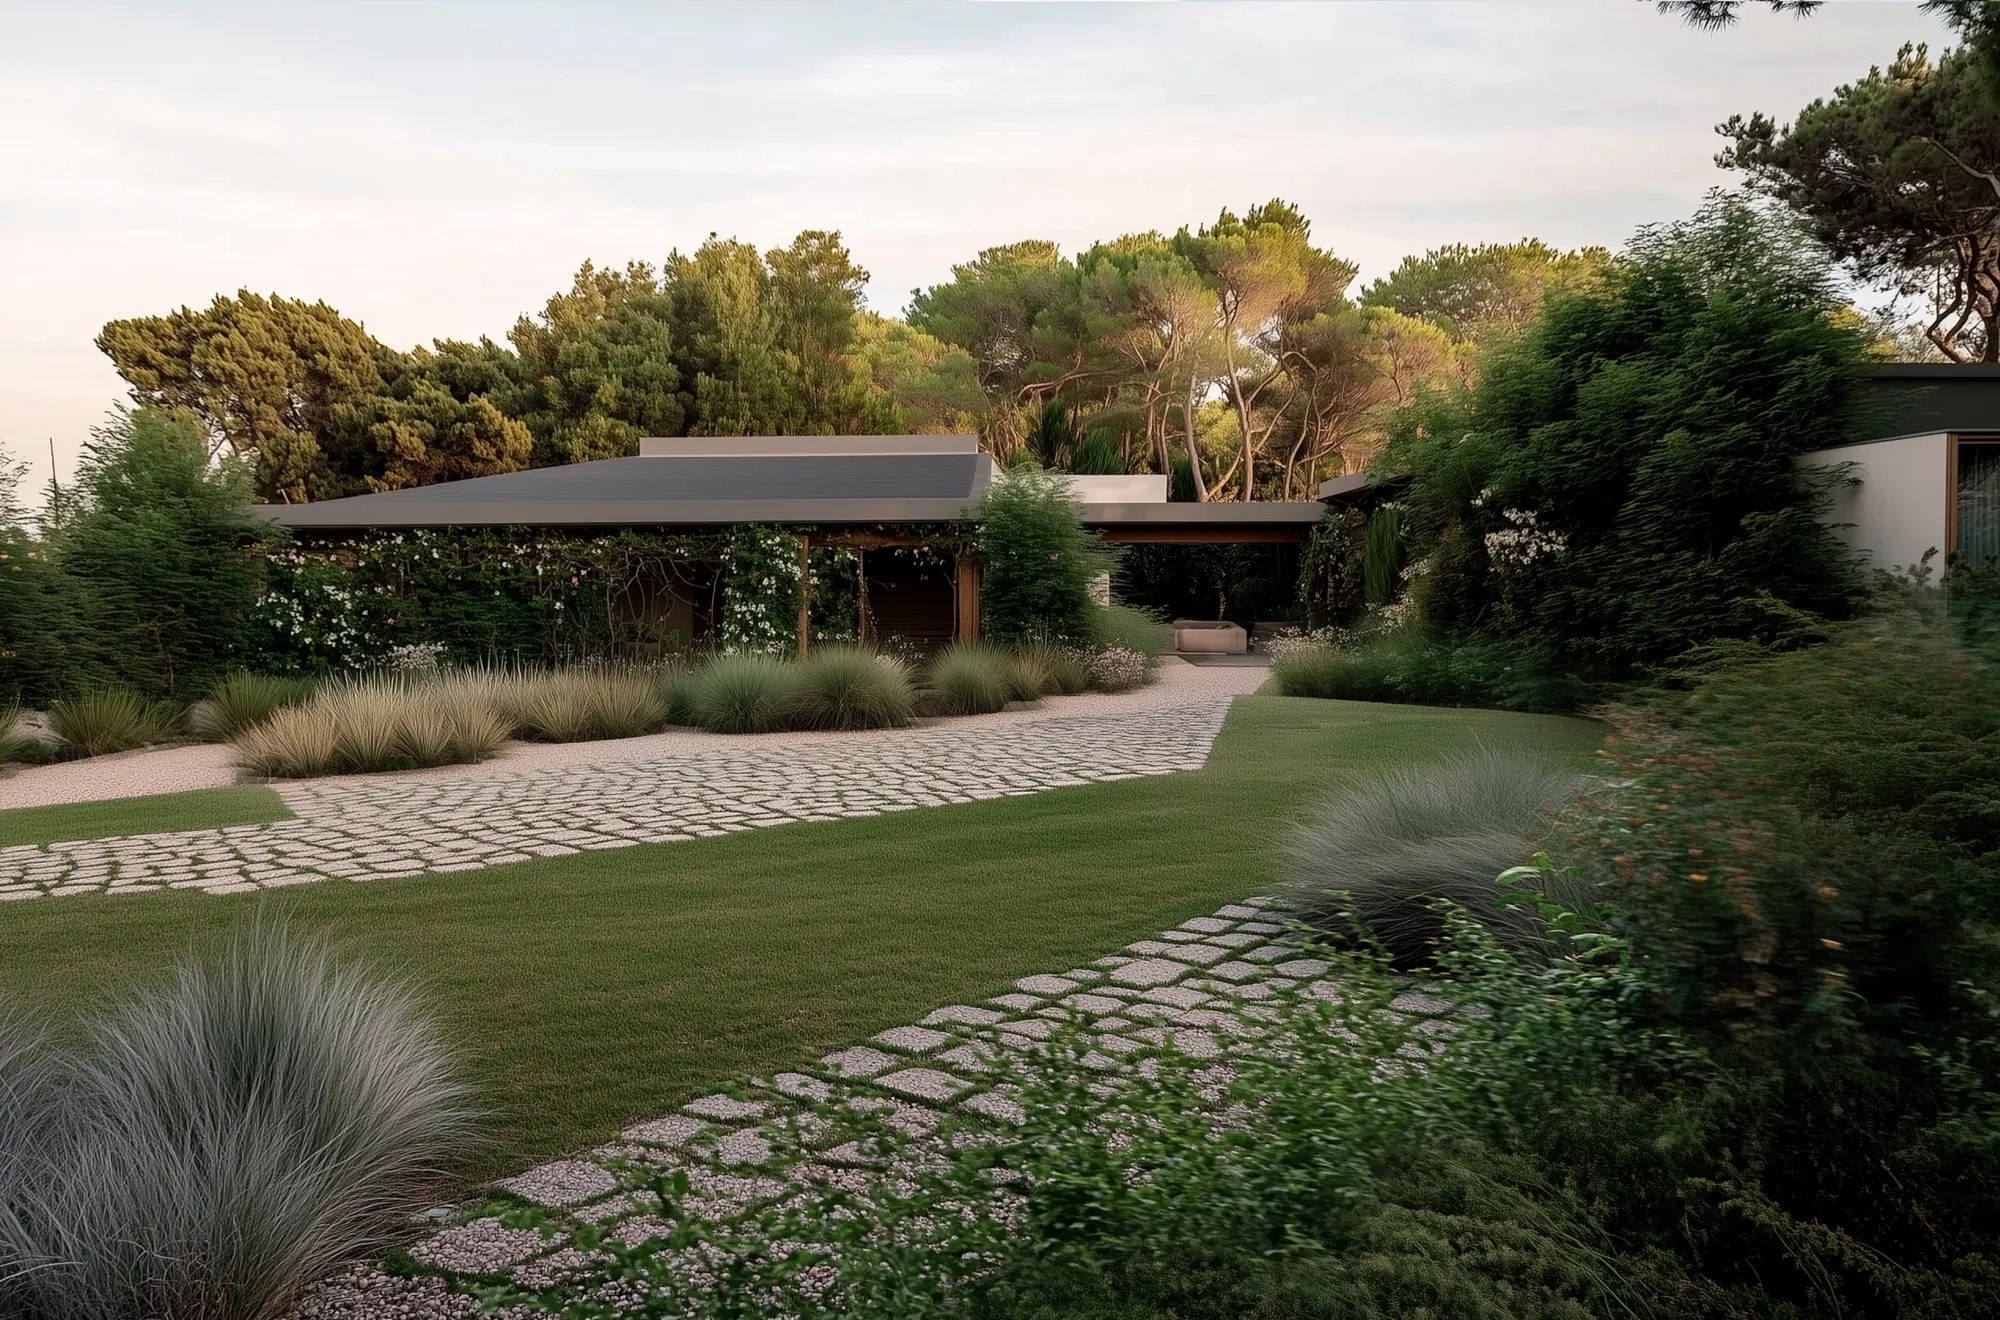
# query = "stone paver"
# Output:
<box><xmin>0</xmin><ymin>702</ymin><xmax>1232</xmax><ymax>901</ymax></box>
<box><xmin>296</xmin><ymin>895</ymin><xmax>1468</xmax><ymax>1320</ymax></box>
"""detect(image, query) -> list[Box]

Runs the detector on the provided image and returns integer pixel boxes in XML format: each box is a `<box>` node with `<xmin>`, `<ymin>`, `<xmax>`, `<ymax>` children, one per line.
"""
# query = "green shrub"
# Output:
<box><xmin>189</xmin><ymin>673</ymin><xmax>316</xmax><ymax>742</ymax></box>
<box><xmin>59</xmin><ymin>408</ymin><xmax>275</xmax><ymax>700</ymax></box>
<box><xmin>0</xmin><ymin>920</ymin><xmax>471</xmax><ymax>1320</ymax></box>
<box><xmin>689</xmin><ymin>655</ymin><xmax>797</xmax><ymax>733</ymax></box>
<box><xmin>1091</xmin><ymin>603</ymin><xmax>1168</xmax><ymax>657</ymax></box>
<box><xmin>50</xmin><ymin>687</ymin><xmax>171</xmax><ymax>757</ymax></box>
<box><xmin>977</xmin><ymin>466</ymin><xmax>1112</xmax><ymax>644</ymax></box>
<box><xmin>1283</xmin><ymin>748</ymin><xmax>1591</xmax><ymax>964</ymax></box>
<box><xmin>924</xmin><ymin>644</ymin><xmax>1013</xmax><ymax>716</ymax></box>
<box><xmin>656</xmin><ymin>664</ymin><xmax>701</xmax><ymax>727</ymax></box>
<box><xmin>1379</xmin><ymin>198</ymin><xmax>1866</xmax><ymax>672</ymax></box>
<box><xmin>787</xmin><ymin>648</ymin><xmax>915</xmax><ymax>730</ymax></box>
<box><xmin>1269</xmin><ymin>632</ymin><xmax>1585</xmax><ymax>712</ymax></box>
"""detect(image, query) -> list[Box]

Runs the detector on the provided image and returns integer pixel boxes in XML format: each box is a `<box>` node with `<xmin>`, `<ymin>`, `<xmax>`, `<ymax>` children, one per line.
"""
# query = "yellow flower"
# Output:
<box><xmin>1688</xmin><ymin>872</ymin><xmax>1708</xmax><ymax>883</ymax></box>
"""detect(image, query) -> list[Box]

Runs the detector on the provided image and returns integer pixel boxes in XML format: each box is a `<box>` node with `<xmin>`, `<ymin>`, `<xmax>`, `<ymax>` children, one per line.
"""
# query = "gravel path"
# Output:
<box><xmin>0</xmin><ymin>664</ymin><xmax>1264</xmax><ymax>901</ymax></box>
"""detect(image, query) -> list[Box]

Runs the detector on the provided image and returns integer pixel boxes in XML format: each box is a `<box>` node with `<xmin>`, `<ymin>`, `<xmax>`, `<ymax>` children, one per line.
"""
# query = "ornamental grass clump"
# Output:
<box><xmin>923</xmin><ymin>644</ymin><xmax>1014</xmax><ymax>716</ymax></box>
<box><xmin>0</xmin><ymin>920</ymin><xmax>473</xmax><ymax>1320</ymax></box>
<box><xmin>656</xmin><ymin>664</ymin><xmax>701</xmax><ymax>727</ymax></box>
<box><xmin>482</xmin><ymin>669</ymin><xmax>666</xmax><ymax>743</ymax></box>
<box><xmin>50</xmin><ymin>686</ymin><xmax>172</xmax><ymax>757</ymax></box>
<box><xmin>233</xmin><ymin>678</ymin><xmax>509</xmax><ymax>777</ymax></box>
<box><xmin>1283</xmin><ymin>746</ymin><xmax>1591</xmax><ymax>965</ymax></box>
<box><xmin>689</xmin><ymin>655</ymin><xmax>797</xmax><ymax>734</ymax></box>
<box><xmin>189</xmin><ymin>672</ymin><xmax>317</xmax><ymax>742</ymax></box>
<box><xmin>1091</xmin><ymin>603</ymin><xmax>1168</xmax><ymax>658</ymax></box>
<box><xmin>787</xmin><ymin>647</ymin><xmax>915</xmax><ymax>730</ymax></box>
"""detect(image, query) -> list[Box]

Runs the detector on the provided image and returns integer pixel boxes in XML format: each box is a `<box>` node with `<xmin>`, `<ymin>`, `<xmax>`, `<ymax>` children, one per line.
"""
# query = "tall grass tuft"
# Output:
<box><xmin>1282</xmin><ymin>747</ymin><xmax>1592</xmax><ymax>965</ymax></box>
<box><xmin>923</xmin><ymin>644</ymin><xmax>1014</xmax><ymax>716</ymax></box>
<box><xmin>50</xmin><ymin>686</ymin><xmax>170</xmax><ymax>757</ymax></box>
<box><xmin>233</xmin><ymin>678</ymin><xmax>509</xmax><ymax>778</ymax></box>
<box><xmin>1091</xmin><ymin>603</ymin><xmax>1169</xmax><ymax>658</ymax></box>
<box><xmin>0</xmin><ymin>703</ymin><xmax>38</xmax><ymax>763</ymax></box>
<box><xmin>0</xmin><ymin>920</ymin><xmax>473</xmax><ymax>1320</ymax></box>
<box><xmin>656</xmin><ymin>664</ymin><xmax>701</xmax><ymax>727</ymax></box>
<box><xmin>189</xmin><ymin>673</ymin><xmax>317</xmax><ymax>742</ymax></box>
<box><xmin>483</xmin><ymin>670</ymin><xmax>666</xmax><ymax>743</ymax></box>
<box><xmin>788</xmin><ymin>648</ymin><xmax>915</xmax><ymax>730</ymax></box>
<box><xmin>689</xmin><ymin>655</ymin><xmax>798</xmax><ymax>733</ymax></box>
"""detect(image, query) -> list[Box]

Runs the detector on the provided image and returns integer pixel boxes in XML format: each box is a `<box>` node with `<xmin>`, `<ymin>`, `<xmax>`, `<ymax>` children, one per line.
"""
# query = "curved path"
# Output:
<box><xmin>0</xmin><ymin>664</ymin><xmax>1265</xmax><ymax>901</ymax></box>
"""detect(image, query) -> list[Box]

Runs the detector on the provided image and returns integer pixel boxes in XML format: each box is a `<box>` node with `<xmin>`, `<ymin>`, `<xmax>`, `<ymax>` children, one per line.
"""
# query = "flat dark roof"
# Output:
<box><xmin>254</xmin><ymin>448</ymin><xmax>1328</xmax><ymax>533</ymax></box>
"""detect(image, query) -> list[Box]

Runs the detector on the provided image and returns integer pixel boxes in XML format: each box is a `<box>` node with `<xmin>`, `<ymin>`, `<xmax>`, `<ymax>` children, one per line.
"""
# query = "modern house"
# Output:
<box><xmin>256</xmin><ymin>435</ymin><xmax>1327</xmax><ymax>651</ymax></box>
<box><xmin>1800</xmin><ymin>364</ymin><xmax>2000</xmax><ymax>573</ymax></box>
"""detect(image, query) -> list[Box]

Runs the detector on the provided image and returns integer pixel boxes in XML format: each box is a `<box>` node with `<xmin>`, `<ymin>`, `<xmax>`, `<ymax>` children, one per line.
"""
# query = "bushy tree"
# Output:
<box><xmin>1721</xmin><ymin>42</ymin><xmax>2000</xmax><ymax>362</ymax></box>
<box><xmin>60</xmin><ymin>408</ymin><xmax>274</xmax><ymax>698</ymax></box>
<box><xmin>1380</xmin><ymin>197</ymin><xmax>1868</xmax><ymax>673</ymax></box>
<box><xmin>96</xmin><ymin>292</ymin><xmax>390</xmax><ymax>502</ymax></box>
<box><xmin>1360</xmin><ymin>239</ymin><xmax>1612</xmax><ymax>345</ymax></box>
<box><xmin>977</xmin><ymin>468</ymin><xmax>1110</xmax><ymax>643</ymax></box>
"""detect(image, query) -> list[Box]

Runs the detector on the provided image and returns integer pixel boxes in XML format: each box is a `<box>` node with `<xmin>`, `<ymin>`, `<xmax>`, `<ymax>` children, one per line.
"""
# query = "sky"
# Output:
<box><xmin>0</xmin><ymin>0</ymin><xmax>1954</xmax><ymax>495</ymax></box>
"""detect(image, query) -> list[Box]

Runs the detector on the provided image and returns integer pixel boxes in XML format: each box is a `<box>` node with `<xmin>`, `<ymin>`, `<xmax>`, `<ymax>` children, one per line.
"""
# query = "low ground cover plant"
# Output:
<box><xmin>0</xmin><ymin>920</ymin><xmax>470</xmax><ymax>1320</ymax></box>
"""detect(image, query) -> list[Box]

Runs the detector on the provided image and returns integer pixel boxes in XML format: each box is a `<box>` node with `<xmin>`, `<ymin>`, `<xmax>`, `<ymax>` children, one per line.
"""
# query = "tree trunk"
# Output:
<box><xmin>1182</xmin><ymin>374</ymin><xmax>1209</xmax><ymax>502</ymax></box>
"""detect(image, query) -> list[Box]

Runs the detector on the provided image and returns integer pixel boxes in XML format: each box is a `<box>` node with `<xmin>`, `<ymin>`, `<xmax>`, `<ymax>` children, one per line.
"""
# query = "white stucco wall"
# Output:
<box><xmin>1056</xmin><ymin>474</ymin><xmax>1169</xmax><ymax>503</ymax></box>
<box><xmin>1797</xmin><ymin>433</ymin><xmax>1950</xmax><ymax>573</ymax></box>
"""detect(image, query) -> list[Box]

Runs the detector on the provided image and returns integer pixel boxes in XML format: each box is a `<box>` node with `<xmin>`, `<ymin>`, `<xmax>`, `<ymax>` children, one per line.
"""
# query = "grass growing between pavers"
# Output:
<box><xmin>0</xmin><ymin>785</ymin><xmax>292</xmax><ymax>848</ymax></box>
<box><xmin>0</xmin><ymin>696</ymin><xmax>1600</xmax><ymax>1183</ymax></box>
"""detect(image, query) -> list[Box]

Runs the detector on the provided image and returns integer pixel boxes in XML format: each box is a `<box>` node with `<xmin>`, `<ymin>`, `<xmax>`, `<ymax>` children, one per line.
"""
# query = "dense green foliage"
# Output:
<box><xmin>1722</xmin><ymin>41</ymin><xmax>2000</xmax><ymax>362</ymax></box>
<box><xmin>962</xmin><ymin>595</ymin><xmax>2000</xmax><ymax>1318</ymax></box>
<box><xmin>976</xmin><ymin>470</ymin><xmax>1111</xmax><ymax>644</ymax></box>
<box><xmin>1378</xmin><ymin>199</ymin><xmax>1868</xmax><ymax>678</ymax></box>
<box><xmin>96</xmin><ymin>237</ymin><xmax>967</xmax><ymax>502</ymax></box>
<box><xmin>42</xmin><ymin>410</ymin><xmax>275</xmax><ymax>700</ymax></box>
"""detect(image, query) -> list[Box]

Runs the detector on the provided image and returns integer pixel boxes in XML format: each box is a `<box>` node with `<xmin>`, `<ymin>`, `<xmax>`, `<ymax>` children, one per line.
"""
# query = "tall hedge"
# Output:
<box><xmin>59</xmin><ymin>408</ymin><xmax>273</xmax><ymax>698</ymax></box>
<box><xmin>976</xmin><ymin>467</ymin><xmax>1110</xmax><ymax>643</ymax></box>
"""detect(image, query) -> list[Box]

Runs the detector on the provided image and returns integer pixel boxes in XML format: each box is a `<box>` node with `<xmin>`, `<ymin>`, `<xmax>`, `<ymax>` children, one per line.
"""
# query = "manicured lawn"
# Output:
<box><xmin>0</xmin><ymin>696</ymin><xmax>1600</xmax><ymax>1183</ymax></box>
<box><xmin>0</xmin><ymin>784</ymin><xmax>293</xmax><ymax>848</ymax></box>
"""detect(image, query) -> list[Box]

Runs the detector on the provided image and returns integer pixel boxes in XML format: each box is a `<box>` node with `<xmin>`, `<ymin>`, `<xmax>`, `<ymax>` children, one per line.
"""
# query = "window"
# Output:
<box><xmin>1957</xmin><ymin>439</ymin><xmax>2000</xmax><ymax>567</ymax></box>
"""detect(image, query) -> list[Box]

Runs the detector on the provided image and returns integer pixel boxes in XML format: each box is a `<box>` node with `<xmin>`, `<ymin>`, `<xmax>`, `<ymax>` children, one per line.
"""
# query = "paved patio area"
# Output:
<box><xmin>0</xmin><ymin>665</ymin><xmax>1263</xmax><ymax>900</ymax></box>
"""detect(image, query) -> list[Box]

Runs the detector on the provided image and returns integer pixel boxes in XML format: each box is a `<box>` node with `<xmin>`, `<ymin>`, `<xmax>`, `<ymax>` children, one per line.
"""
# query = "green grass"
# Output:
<box><xmin>0</xmin><ymin>696</ymin><xmax>1600</xmax><ymax>1183</ymax></box>
<box><xmin>0</xmin><ymin>785</ymin><xmax>293</xmax><ymax>848</ymax></box>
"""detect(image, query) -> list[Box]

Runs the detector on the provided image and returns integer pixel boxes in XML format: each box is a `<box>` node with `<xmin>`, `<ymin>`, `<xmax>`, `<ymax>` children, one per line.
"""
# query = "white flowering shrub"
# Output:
<box><xmin>387</xmin><ymin>642</ymin><xmax>447</xmax><ymax>672</ymax></box>
<box><xmin>718</xmin><ymin>525</ymin><xmax>804</xmax><ymax>656</ymax></box>
<box><xmin>1482</xmin><ymin>508</ymin><xmax>1568</xmax><ymax>570</ymax></box>
<box><xmin>1087</xmin><ymin>646</ymin><xmax>1148</xmax><ymax>693</ymax></box>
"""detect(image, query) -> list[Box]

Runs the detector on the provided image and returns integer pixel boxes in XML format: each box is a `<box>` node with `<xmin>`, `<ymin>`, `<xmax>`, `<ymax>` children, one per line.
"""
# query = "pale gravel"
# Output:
<box><xmin>278</xmin><ymin>658</ymin><xmax>1265</xmax><ymax>795</ymax></box>
<box><xmin>0</xmin><ymin>662</ymin><xmax>1264</xmax><ymax>813</ymax></box>
<box><xmin>0</xmin><ymin>742</ymin><xmax>241</xmax><ymax>811</ymax></box>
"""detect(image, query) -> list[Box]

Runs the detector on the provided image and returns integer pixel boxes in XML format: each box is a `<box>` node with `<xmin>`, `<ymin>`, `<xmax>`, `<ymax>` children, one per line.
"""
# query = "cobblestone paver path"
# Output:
<box><xmin>0</xmin><ymin>703</ymin><xmax>1231</xmax><ymax>900</ymax></box>
<box><xmin>298</xmin><ymin>898</ymin><xmax>1461</xmax><ymax>1320</ymax></box>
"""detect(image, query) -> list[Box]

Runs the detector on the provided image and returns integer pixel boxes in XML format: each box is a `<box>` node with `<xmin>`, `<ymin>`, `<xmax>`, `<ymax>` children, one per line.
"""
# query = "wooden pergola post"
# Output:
<box><xmin>796</xmin><ymin>533</ymin><xmax>811</xmax><ymax>658</ymax></box>
<box><xmin>954</xmin><ymin>551</ymin><xmax>981</xmax><ymax>642</ymax></box>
